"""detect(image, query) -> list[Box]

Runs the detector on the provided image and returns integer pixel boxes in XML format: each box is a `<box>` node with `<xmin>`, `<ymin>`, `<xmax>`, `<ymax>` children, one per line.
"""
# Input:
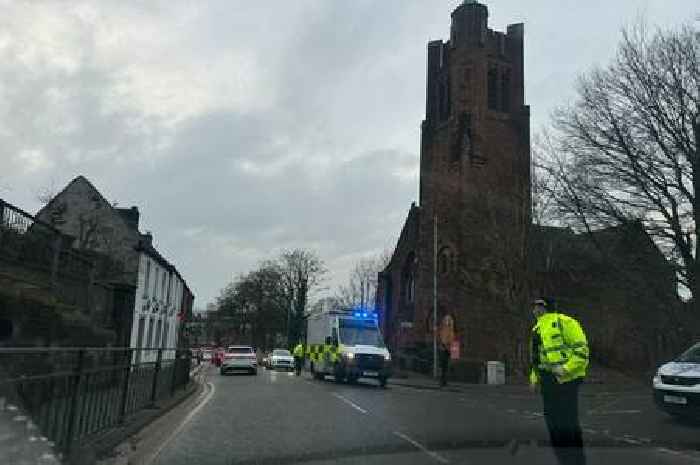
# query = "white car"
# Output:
<box><xmin>220</xmin><ymin>346</ymin><xmax>258</xmax><ymax>375</ymax></box>
<box><xmin>269</xmin><ymin>349</ymin><xmax>295</xmax><ymax>371</ymax></box>
<box><xmin>653</xmin><ymin>342</ymin><xmax>700</xmax><ymax>418</ymax></box>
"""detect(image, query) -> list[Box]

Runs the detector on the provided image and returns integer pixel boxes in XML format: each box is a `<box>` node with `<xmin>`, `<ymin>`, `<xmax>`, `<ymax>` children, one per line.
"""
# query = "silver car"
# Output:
<box><xmin>220</xmin><ymin>346</ymin><xmax>258</xmax><ymax>375</ymax></box>
<box><xmin>269</xmin><ymin>349</ymin><xmax>295</xmax><ymax>371</ymax></box>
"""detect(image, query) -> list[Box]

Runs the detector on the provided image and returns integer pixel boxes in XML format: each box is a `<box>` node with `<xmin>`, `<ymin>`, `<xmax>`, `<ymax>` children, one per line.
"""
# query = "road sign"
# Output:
<box><xmin>450</xmin><ymin>340</ymin><xmax>460</xmax><ymax>360</ymax></box>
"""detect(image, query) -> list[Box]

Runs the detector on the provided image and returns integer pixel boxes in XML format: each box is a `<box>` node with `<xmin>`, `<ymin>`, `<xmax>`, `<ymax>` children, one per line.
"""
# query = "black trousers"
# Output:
<box><xmin>294</xmin><ymin>356</ymin><xmax>302</xmax><ymax>375</ymax></box>
<box><xmin>541</xmin><ymin>375</ymin><xmax>585</xmax><ymax>465</ymax></box>
<box><xmin>439</xmin><ymin>351</ymin><xmax>449</xmax><ymax>386</ymax></box>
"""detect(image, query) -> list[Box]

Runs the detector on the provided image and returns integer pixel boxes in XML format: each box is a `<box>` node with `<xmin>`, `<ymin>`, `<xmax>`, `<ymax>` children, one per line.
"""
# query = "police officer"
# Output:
<box><xmin>293</xmin><ymin>342</ymin><xmax>305</xmax><ymax>376</ymax></box>
<box><xmin>529</xmin><ymin>298</ymin><xmax>589</xmax><ymax>465</ymax></box>
<box><xmin>439</xmin><ymin>341</ymin><xmax>450</xmax><ymax>387</ymax></box>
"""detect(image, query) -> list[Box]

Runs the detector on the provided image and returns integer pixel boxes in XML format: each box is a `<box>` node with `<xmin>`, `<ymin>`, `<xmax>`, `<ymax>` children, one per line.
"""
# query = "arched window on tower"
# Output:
<box><xmin>438</xmin><ymin>247</ymin><xmax>453</xmax><ymax>275</ymax></box>
<box><xmin>402</xmin><ymin>252</ymin><xmax>417</xmax><ymax>306</ymax></box>
<box><xmin>500</xmin><ymin>69</ymin><xmax>511</xmax><ymax>112</ymax></box>
<box><xmin>487</xmin><ymin>66</ymin><xmax>498</xmax><ymax>111</ymax></box>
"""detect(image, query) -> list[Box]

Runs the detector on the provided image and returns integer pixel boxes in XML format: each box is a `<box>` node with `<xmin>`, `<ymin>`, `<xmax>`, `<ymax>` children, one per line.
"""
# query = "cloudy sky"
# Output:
<box><xmin>0</xmin><ymin>0</ymin><xmax>692</xmax><ymax>307</ymax></box>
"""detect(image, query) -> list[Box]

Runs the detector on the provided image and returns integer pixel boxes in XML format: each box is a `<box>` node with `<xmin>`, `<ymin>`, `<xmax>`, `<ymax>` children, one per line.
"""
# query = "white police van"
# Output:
<box><xmin>306</xmin><ymin>309</ymin><xmax>392</xmax><ymax>387</ymax></box>
<box><xmin>653</xmin><ymin>342</ymin><xmax>700</xmax><ymax>418</ymax></box>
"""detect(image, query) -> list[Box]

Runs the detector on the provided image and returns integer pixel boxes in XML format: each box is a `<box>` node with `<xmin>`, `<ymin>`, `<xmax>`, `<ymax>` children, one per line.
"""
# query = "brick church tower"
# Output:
<box><xmin>377</xmin><ymin>1</ymin><xmax>531</xmax><ymax>369</ymax></box>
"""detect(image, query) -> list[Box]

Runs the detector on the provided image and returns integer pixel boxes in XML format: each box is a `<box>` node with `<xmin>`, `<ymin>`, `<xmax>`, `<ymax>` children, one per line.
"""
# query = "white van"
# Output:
<box><xmin>306</xmin><ymin>309</ymin><xmax>392</xmax><ymax>387</ymax></box>
<box><xmin>653</xmin><ymin>342</ymin><xmax>700</xmax><ymax>418</ymax></box>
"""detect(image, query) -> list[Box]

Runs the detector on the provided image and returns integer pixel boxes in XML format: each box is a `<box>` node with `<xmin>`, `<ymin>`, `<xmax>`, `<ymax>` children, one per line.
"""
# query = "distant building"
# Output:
<box><xmin>37</xmin><ymin>176</ymin><xmax>194</xmax><ymax>356</ymax></box>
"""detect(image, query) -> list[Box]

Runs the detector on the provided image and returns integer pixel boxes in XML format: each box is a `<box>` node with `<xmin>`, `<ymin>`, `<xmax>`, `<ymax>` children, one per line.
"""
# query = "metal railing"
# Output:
<box><xmin>0</xmin><ymin>347</ymin><xmax>192</xmax><ymax>461</ymax></box>
<box><xmin>0</xmin><ymin>198</ymin><xmax>93</xmax><ymax>283</ymax></box>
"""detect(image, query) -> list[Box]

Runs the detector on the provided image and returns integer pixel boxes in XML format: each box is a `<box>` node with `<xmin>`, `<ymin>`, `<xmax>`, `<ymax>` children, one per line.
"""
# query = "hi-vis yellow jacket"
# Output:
<box><xmin>293</xmin><ymin>343</ymin><xmax>305</xmax><ymax>358</ymax></box>
<box><xmin>529</xmin><ymin>312</ymin><xmax>589</xmax><ymax>385</ymax></box>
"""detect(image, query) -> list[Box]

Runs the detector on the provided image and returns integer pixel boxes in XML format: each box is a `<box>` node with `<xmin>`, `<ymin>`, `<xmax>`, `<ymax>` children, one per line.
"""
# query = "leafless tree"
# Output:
<box><xmin>539</xmin><ymin>22</ymin><xmax>699</xmax><ymax>309</ymax></box>
<box><xmin>278</xmin><ymin>249</ymin><xmax>327</xmax><ymax>344</ymax></box>
<box><xmin>335</xmin><ymin>249</ymin><xmax>392</xmax><ymax>311</ymax></box>
<box><xmin>35</xmin><ymin>178</ymin><xmax>61</xmax><ymax>206</ymax></box>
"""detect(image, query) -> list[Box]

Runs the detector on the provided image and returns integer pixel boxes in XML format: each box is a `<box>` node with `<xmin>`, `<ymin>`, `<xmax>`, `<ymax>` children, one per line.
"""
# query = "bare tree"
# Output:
<box><xmin>35</xmin><ymin>178</ymin><xmax>61</xmax><ymax>206</ymax></box>
<box><xmin>540</xmin><ymin>22</ymin><xmax>699</xmax><ymax>308</ymax></box>
<box><xmin>279</xmin><ymin>249</ymin><xmax>327</xmax><ymax>344</ymax></box>
<box><xmin>335</xmin><ymin>249</ymin><xmax>392</xmax><ymax>311</ymax></box>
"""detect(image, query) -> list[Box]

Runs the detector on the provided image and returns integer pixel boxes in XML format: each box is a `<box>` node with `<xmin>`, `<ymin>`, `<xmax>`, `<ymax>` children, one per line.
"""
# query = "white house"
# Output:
<box><xmin>130</xmin><ymin>233</ymin><xmax>188</xmax><ymax>363</ymax></box>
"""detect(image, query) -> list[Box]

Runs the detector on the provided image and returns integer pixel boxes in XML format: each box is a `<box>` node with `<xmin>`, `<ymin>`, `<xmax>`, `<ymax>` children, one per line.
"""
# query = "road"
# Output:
<box><xmin>151</xmin><ymin>366</ymin><xmax>700</xmax><ymax>465</ymax></box>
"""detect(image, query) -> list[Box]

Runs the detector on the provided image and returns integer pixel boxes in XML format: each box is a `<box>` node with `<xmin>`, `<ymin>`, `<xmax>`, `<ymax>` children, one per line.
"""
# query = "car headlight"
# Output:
<box><xmin>653</xmin><ymin>371</ymin><xmax>661</xmax><ymax>385</ymax></box>
<box><xmin>384</xmin><ymin>353</ymin><xmax>391</xmax><ymax>361</ymax></box>
<box><xmin>344</xmin><ymin>352</ymin><xmax>354</xmax><ymax>360</ymax></box>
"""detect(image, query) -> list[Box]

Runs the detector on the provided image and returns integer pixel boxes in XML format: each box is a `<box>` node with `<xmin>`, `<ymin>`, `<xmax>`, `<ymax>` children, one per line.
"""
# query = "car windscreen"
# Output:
<box><xmin>273</xmin><ymin>350</ymin><xmax>291</xmax><ymax>356</ymax></box>
<box><xmin>677</xmin><ymin>344</ymin><xmax>700</xmax><ymax>363</ymax></box>
<box><xmin>339</xmin><ymin>319</ymin><xmax>384</xmax><ymax>347</ymax></box>
<box><xmin>228</xmin><ymin>347</ymin><xmax>253</xmax><ymax>354</ymax></box>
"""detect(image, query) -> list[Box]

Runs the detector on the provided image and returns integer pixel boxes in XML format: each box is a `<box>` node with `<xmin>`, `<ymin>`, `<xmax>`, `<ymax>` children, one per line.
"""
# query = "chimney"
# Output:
<box><xmin>118</xmin><ymin>206</ymin><xmax>140</xmax><ymax>230</ymax></box>
<box><xmin>142</xmin><ymin>232</ymin><xmax>153</xmax><ymax>248</ymax></box>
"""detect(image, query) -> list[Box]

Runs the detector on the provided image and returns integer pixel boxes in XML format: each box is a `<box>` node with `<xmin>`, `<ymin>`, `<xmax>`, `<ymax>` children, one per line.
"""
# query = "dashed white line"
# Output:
<box><xmin>332</xmin><ymin>393</ymin><xmax>368</xmax><ymax>414</ymax></box>
<box><xmin>590</xmin><ymin>409</ymin><xmax>642</xmax><ymax>415</ymax></box>
<box><xmin>393</xmin><ymin>431</ymin><xmax>450</xmax><ymax>464</ymax></box>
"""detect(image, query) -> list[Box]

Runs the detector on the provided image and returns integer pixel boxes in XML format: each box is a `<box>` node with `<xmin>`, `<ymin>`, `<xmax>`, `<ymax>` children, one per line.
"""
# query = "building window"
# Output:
<box><xmin>452</xmin><ymin>113</ymin><xmax>472</xmax><ymax>161</ymax></box>
<box><xmin>136</xmin><ymin>317</ymin><xmax>145</xmax><ymax>348</ymax></box>
<box><xmin>144</xmin><ymin>260</ymin><xmax>151</xmax><ymax>298</ymax></box>
<box><xmin>161</xmin><ymin>272</ymin><xmax>167</xmax><ymax>302</ymax></box>
<box><xmin>500</xmin><ymin>69</ymin><xmax>510</xmax><ymax>112</ymax></box>
<box><xmin>487</xmin><ymin>66</ymin><xmax>498</xmax><ymax>110</ymax></box>
<box><xmin>153</xmin><ymin>268</ymin><xmax>159</xmax><ymax>299</ymax></box>
<box><xmin>166</xmin><ymin>273</ymin><xmax>172</xmax><ymax>305</ymax></box>
<box><xmin>135</xmin><ymin>317</ymin><xmax>146</xmax><ymax>365</ymax></box>
<box><xmin>146</xmin><ymin>317</ymin><xmax>154</xmax><ymax>349</ymax></box>
<box><xmin>163</xmin><ymin>322</ymin><xmax>170</xmax><ymax>348</ymax></box>
<box><xmin>438</xmin><ymin>247</ymin><xmax>453</xmax><ymax>275</ymax></box>
<box><xmin>154</xmin><ymin>319</ymin><xmax>162</xmax><ymax>348</ymax></box>
<box><xmin>402</xmin><ymin>252</ymin><xmax>417</xmax><ymax>305</ymax></box>
<box><xmin>405</xmin><ymin>274</ymin><xmax>415</xmax><ymax>303</ymax></box>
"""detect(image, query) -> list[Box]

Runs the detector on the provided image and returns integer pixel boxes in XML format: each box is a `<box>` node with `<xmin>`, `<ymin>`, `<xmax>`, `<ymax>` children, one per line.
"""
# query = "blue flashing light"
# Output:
<box><xmin>362</xmin><ymin>313</ymin><xmax>368</xmax><ymax>318</ymax></box>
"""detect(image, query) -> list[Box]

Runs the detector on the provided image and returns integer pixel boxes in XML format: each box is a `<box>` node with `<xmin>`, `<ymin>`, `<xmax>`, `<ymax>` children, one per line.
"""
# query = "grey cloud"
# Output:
<box><xmin>0</xmin><ymin>0</ymin><xmax>691</xmax><ymax>305</ymax></box>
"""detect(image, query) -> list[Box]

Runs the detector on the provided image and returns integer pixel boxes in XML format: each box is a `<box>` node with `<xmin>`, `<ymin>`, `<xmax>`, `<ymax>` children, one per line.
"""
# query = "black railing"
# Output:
<box><xmin>0</xmin><ymin>198</ymin><xmax>93</xmax><ymax>283</ymax></box>
<box><xmin>0</xmin><ymin>347</ymin><xmax>193</xmax><ymax>462</ymax></box>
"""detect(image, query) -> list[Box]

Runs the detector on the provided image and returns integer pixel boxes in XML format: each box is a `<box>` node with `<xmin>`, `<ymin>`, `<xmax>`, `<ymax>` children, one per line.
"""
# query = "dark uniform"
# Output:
<box><xmin>439</xmin><ymin>342</ymin><xmax>450</xmax><ymax>387</ymax></box>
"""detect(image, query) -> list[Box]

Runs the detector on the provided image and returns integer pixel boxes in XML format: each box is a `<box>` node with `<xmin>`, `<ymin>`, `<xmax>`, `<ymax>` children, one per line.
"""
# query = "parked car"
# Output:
<box><xmin>213</xmin><ymin>348</ymin><xmax>226</xmax><ymax>367</ymax></box>
<box><xmin>221</xmin><ymin>346</ymin><xmax>258</xmax><ymax>375</ymax></box>
<box><xmin>269</xmin><ymin>349</ymin><xmax>295</xmax><ymax>371</ymax></box>
<box><xmin>653</xmin><ymin>341</ymin><xmax>700</xmax><ymax>418</ymax></box>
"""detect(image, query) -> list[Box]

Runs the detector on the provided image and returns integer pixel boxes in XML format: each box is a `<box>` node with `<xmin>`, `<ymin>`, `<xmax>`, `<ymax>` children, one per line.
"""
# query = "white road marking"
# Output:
<box><xmin>332</xmin><ymin>393</ymin><xmax>368</xmax><ymax>414</ymax></box>
<box><xmin>590</xmin><ymin>409</ymin><xmax>642</xmax><ymax>415</ymax></box>
<box><xmin>393</xmin><ymin>431</ymin><xmax>450</xmax><ymax>464</ymax></box>
<box><xmin>149</xmin><ymin>381</ymin><xmax>216</xmax><ymax>464</ymax></box>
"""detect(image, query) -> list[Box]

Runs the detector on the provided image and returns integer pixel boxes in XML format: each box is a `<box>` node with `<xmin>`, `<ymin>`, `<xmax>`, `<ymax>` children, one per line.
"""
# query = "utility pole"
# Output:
<box><xmin>360</xmin><ymin>279</ymin><xmax>365</xmax><ymax>311</ymax></box>
<box><xmin>433</xmin><ymin>214</ymin><xmax>438</xmax><ymax>379</ymax></box>
<box><xmin>287</xmin><ymin>288</ymin><xmax>294</xmax><ymax>347</ymax></box>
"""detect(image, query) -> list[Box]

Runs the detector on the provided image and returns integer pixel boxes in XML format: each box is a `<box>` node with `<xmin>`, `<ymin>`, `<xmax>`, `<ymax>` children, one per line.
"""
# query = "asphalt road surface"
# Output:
<box><xmin>152</xmin><ymin>366</ymin><xmax>700</xmax><ymax>465</ymax></box>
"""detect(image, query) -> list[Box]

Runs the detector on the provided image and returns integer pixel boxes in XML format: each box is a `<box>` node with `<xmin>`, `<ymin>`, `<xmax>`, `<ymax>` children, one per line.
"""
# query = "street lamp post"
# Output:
<box><xmin>433</xmin><ymin>214</ymin><xmax>438</xmax><ymax>379</ymax></box>
<box><xmin>287</xmin><ymin>288</ymin><xmax>294</xmax><ymax>347</ymax></box>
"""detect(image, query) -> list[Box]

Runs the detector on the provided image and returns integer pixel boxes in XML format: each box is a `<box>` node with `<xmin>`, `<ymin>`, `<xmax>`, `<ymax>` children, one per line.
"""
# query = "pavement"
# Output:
<box><xmin>129</xmin><ymin>364</ymin><xmax>700</xmax><ymax>465</ymax></box>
